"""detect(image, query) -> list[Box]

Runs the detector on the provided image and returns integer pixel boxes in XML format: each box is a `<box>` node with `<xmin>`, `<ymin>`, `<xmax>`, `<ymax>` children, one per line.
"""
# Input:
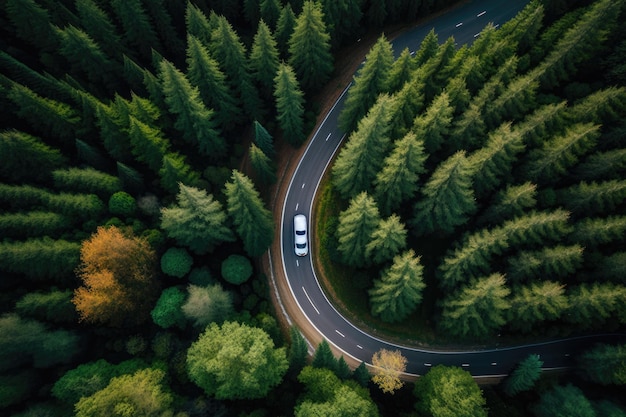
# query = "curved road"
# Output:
<box><xmin>279</xmin><ymin>0</ymin><xmax>626</xmax><ymax>377</ymax></box>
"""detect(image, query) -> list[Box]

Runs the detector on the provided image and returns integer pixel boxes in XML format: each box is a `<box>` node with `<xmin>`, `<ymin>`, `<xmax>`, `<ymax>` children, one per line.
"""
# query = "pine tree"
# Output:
<box><xmin>412</xmin><ymin>91</ymin><xmax>454</xmax><ymax>154</ymax></box>
<box><xmin>117</xmin><ymin>161</ymin><xmax>145</xmax><ymax>194</ymax></box>
<box><xmin>243</xmin><ymin>0</ymin><xmax>261</xmax><ymax>25</ymax></box>
<box><xmin>353</xmin><ymin>362</ymin><xmax>371</xmax><ymax>387</ymax></box>
<box><xmin>503</xmin><ymin>209</ymin><xmax>572</xmax><ymax>248</ymax></box>
<box><xmin>374</xmin><ymin>132</ymin><xmax>427</xmax><ymax>216</ymax></box>
<box><xmin>566</xmin><ymin>86</ymin><xmax>626</xmax><ymax>125</ymax></box>
<box><xmin>336</xmin><ymin>192</ymin><xmax>381</xmax><ymax>267</ymax></box>
<box><xmin>439</xmin><ymin>273</ymin><xmax>511</xmax><ymax>339</ymax></box>
<box><xmin>477</xmin><ymin>182</ymin><xmax>537</xmax><ymax>226</ymax></box>
<box><xmin>503</xmin><ymin>354</ymin><xmax>543</xmax><ymax>397</ymax></box>
<box><xmin>311</xmin><ymin>340</ymin><xmax>337</xmax><ymax>373</ymax></box>
<box><xmin>111</xmin><ymin>0</ymin><xmax>161</xmax><ymax>62</ymax></box>
<box><xmin>570</xmin><ymin>216</ymin><xmax>626</xmax><ymax>248</ymax></box>
<box><xmin>369</xmin><ymin>250</ymin><xmax>425</xmax><ymax>323</ymax></box>
<box><xmin>557</xmin><ymin>180</ymin><xmax>626</xmax><ymax>218</ymax></box>
<box><xmin>253</xmin><ymin>120</ymin><xmax>275</xmax><ymax>157</ymax></box>
<box><xmin>387</xmin><ymin>48</ymin><xmax>415</xmax><ymax>93</ymax></box>
<box><xmin>224</xmin><ymin>170</ymin><xmax>275</xmax><ymax>257</ymax></box>
<box><xmin>319</xmin><ymin>0</ymin><xmax>362</xmax><ymax>49</ymax></box>
<box><xmin>249</xmin><ymin>20</ymin><xmax>280</xmax><ymax>99</ymax></box>
<box><xmin>5</xmin><ymin>0</ymin><xmax>56</xmax><ymax>51</ymax></box>
<box><xmin>159</xmin><ymin>59</ymin><xmax>225</xmax><ymax>159</ymax></box>
<box><xmin>339</xmin><ymin>34</ymin><xmax>393</xmax><ymax>133</ymax></box>
<box><xmin>594</xmin><ymin>252</ymin><xmax>626</xmax><ymax>284</ymax></box>
<box><xmin>161</xmin><ymin>183</ymin><xmax>235</xmax><ymax>254</ymax></box>
<box><xmin>0</xmin><ymin>129</ymin><xmax>66</xmax><ymax>184</ymax></box>
<box><xmin>420</xmin><ymin>37</ymin><xmax>457</xmax><ymax>101</ymax></box>
<box><xmin>142</xmin><ymin>0</ymin><xmax>185</xmax><ymax>62</ymax></box>
<box><xmin>52</xmin><ymin>167</ymin><xmax>121</xmax><ymax>199</ymax></box>
<box><xmin>260</xmin><ymin>0</ymin><xmax>281</xmax><ymax>29</ymax></box>
<box><xmin>0</xmin><ymin>211</ymin><xmax>70</xmax><ymax>239</ymax></box>
<box><xmin>496</xmin><ymin>0</ymin><xmax>544</xmax><ymax>53</ymax></box>
<box><xmin>210</xmin><ymin>15</ymin><xmax>262</xmax><ymax>121</ymax></box>
<box><xmin>508</xmin><ymin>281</ymin><xmax>568</xmax><ymax>332</ymax></box>
<box><xmin>288</xmin><ymin>326</ymin><xmax>309</xmax><ymax>376</ymax></box>
<box><xmin>0</xmin><ymin>238</ymin><xmax>80</xmax><ymax>283</ymax></box>
<box><xmin>578</xmin><ymin>343</ymin><xmax>626</xmax><ymax>385</ymax></box>
<box><xmin>365</xmin><ymin>0</ymin><xmax>386</xmax><ymax>28</ymax></box>
<box><xmin>387</xmin><ymin>76</ymin><xmax>424</xmax><ymax>139</ymax></box>
<box><xmin>288</xmin><ymin>1</ymin><xmax>334</xmax><ymax>93</ymax></box>
<box><xmin>185</xmin><ymin>2</ymin><xmax>214</xmax><ymax>47</ymax></box>
<box><xmin>275</xmin><ymin>4</ymin><xmax>297</xmax><ymax>58</ymax></box>
<box><xmin>274</xmin><ymin>63</ymin><xmax>306</xmax><ymax>146</ymax></box>
<box><xmin>483</xmin><ymin>72</ymin><xmax>539</xmax><ymax>130</ymax></box>
<box><xmin>412</xmin><ymin>151</ymin><xmax>477</xmax><ymax>236</ymax></box>
<box><xmin>159</xmin><ymin>153</ymin><xmax>199</xmax><ymax>194</ymax></box>
<box><xmin>507</xmin><ymin>245</ymin><xmax>583</xmax><ymax>283</ymax></box>
<box><xmin>186</xmin><ymin>35</ymin><xmax>242</xmax><ymax>131</ymax></box>
<box><xmin>0</xmin><ymin>51</ymin><xmax>66</xmax><ymax>100</ymax></box>
<box><xmin>365</xmin><ymin>215</ymin><xmax>408</xmax><ymax>265</ymax></box>
<box><xmin>127</xmin><ymin>116</ymin><xmax>169</xmax><ymax>172</ymax></box>
<box><xmin>520</xmin><ymin>124</ymin><xmax>600</xmax><ymax>184</ymax></box>
<box><xmin>533</xmin><ymin>384</ymin><xmax>596</xmax><ymax>417</ymax></box>
<box><xmin>566</xmin><ymin>283</ymin><xmax>626</xmax><ymax>329</ymax></box>
<box><xmin>249</xmin><ymin>143</ymin><xmax>277</xmax><ymax>185</ymax></box>
<box><xmin>443</xmin><ymin>75</ymin><xmax>471</xmax><ymax>116</ymax></box>
<box><xmin>574</xmin><ymin>148</ymin><xmax>626</xmax><ymax>182</ymax></box>
<box><xmin>332</xmin><ymin>95</ymin><xmax>392</xmax><ymax>200</ymax></box>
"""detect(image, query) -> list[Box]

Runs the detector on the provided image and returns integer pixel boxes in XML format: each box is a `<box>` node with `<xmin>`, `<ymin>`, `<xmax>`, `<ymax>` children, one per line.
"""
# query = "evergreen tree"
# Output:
<box><xmin>508</xmin><ymin>281</ymin><xmax>568</xmax><ymax>332</ymax></box>
<box><xmin>260</xmin><ymin>0</ymin><xmax>282</xmax><ymax>28</ymax></box>
<box><xmin>210</xmin><ymin>15</ymin><xmax>262</xmax><ymax>121</ymax></box>
<box><xmin>249</xmin><ymin>142</ymin><xmax>277</xmax><ymax>185</ymax></box>
<box><xmin>117</xmin><ymin>161</ymin><xmax>145</xmax><ymax>194</ymax></box>
<box><xmin>320</xmin><ymin>0</ymin><xmax>362</xmax><ymax>49</ymax></box>
<box><xmin>253</xmin><ymin>120</ymin><xmax>275</xmax><ymax>157</ymax></box>
<box><xmin>412</xmin><ymin>151</ymin><xmax>477</xmax><ymax>236</ymax></box>
<box><xmin>127</xmin><ymin>116</ymin><xmax>169</xmax><ymax>172</ymax></box>
<box><xmin>142</xmin><ymin>0</ymin><xmax>185</xmax><ymax>62</ymax></box>
<box><xmin>288</xmin><ymin>1</ymin><xmax>334</xmax><ymax>93</ymax></box>
<box><xmin>533</xmin><ymin>384</ymin><xmax>596</xmax><ymax>417</ymax></box>
<box><xmin>594</xmin><ymin>252</ymin><xmax>626</xmax><ymax>284</ymax></box>
<box><xmin>353</xmin><ymin>362</ymin><xmax>371</xmax><ymax>387</ymax></box>
<box><xmin>185</xmin><ymin>1</ymin><xmax>214</xmax><ymax>47</ymax></box>
<box><xmin>339</xmin><ymin>34</ymin><xmax>393</xmax><ymax>133</ymax></box>
<box><xmin>160</xmin><ymin>183</ymin><xmax>235</xmax><ymax>254</ymax></box>
<box><xmin>5</xmin><ymin>0</ymin><xmax>56</xmax><ymax>51</ymax></box>
<box><xmin>15</xmin><ymin>289</ymin><xmax>77</xmax><ymax>325</ymax></box>
<box><xmin>504</xmin><ymin>209</ymin><xmax>572</xmax><ymax>248</ymax></box>
<box><xmin>420</xmin><ymin>37</ymin><xmax>457</xmax><ymax>101</ymax></box>
<box><xmin>570</xmin><ymin>216</ymin><xmax>626</xmax><ymax>248</ymax></box>
<box><xmin>483</xmin><ymin>72</ymin><xmax>539</xmax><ymax>130</ymax></box>
<box><xmin>507</xmin><ymin>245</ymin><xmax>584</xmax><ymax>282</ymax></box>
<box><xmin>503</xmin><ymin>354</ymin><xmax>543</xmax><ymax>397</ymax></box>
<box><xmin>243</xmin><ymin>0</ymin><xmax>261</xmax><ymax>25</ymax></box>
<box><xmin>224</xmin><ymin>170</ymin><xmax>275</xmax><ymax>257</ymax></box>
<box><xmin>477</xmin><ymin>182</ymin><xmax>537</xmax><ymax>226</ymax></box>
<box><xmin>274</xmin><ymin>62</ymin><xmax>306</xmax><ymax>146</ymax></box>
<box><xmin>186</xmin><ymin>34</ymin><xmax>242</xmax><ymax>131</ymax></box>
<box><xmin>249</xmin><ymin>20</ymin><xmax>280</xmax><ymax>99</ymax></box>
<box><xmin>332</xmin><ymin>95</ymin><xmax>392</xmax><ymax>200</ymax></box>
<box><xmin>557</xmin><ymin>180</ymin><xmax>626</xmax><ymax>218</ymax></box>
<box><xmin>275</xmin><ymin>4</ymin><xmax>297</xmax><ymax>58</ymax></box>
<box><xmin>388</xmin><ymin>76</ymin><xmax>425</xmax><ymax>139</ymax></box>
<box><xmin>288</xmin><ymin>326</ymin><xmax>309</xmax><ymax>376</ymax></box>
<box><xmin>574</xmin><ymin>148</ymin><xmax>626</xmax><ymax>182</ymax></box>
<box><xmin>0</xmin><ymin>129</ymin><xmax>66</xmax><ymax>184</ymax></box>
<box><xmin>111</xmin><ymin>0</ymin><xmax>162</xmax><ymax>61</ymax></box>
<box><xmin>521</xmin><ymin>123</ymin><xmax>600</xmax><ymax>185</ymax></box>
<box><xmin>150</xmin><ymin>286</ymin><xmax>187</xmax><ymax>329</ymax></box>
<box><xmin>374</xmin><ymin>132</ymin><xmax>427</xmax><ymax>216</ymax></box>
<box><xmin>365</xmin><ymin>0</ymin><xmax>386</xmax><ymax>28</ymax></box>
<box><xmin>0</xmin><ymin>211</ymin><xmax>70</xmax><ymax>239</ymax></box>
<box><xmin>566</xmin><ymin>86</ymin><xmax>626</xmax><ymax>125</ymax></box>
<box><xmin>336</xmin><ymin>192</ymin><xmax>381</xmax><ymax>267</ymax></box>
<box><xmin>578</xmin><ymin>343</ymin><xmax>626</xmax><ymax>385</ymax></box>
<box><xmin>159</xmin><ymin>59</ymin><xmax>225</xmax><ymax>159</ymax></box>
<box><xmin>311</xmin><ymin>340</ymin><xmax>337</xmax><ymax>373</ymax></box>
<box><xmin>369</xmin><ymin>249</ymin><xmax>425</xmax><ymax>323</ymax></box>
<box><xmin>439</xmin><ymin>273</ymin><xmax>511</xmax><ymax>339</ymax></box>
<box><xmin>387</xmin><ymin>48</ymin><xmax>415</xmax><ymax>93</ymax></box>
<box><xmin>0</xmin><ymin>238</ymin><xmax>80</xmax><ymax>283</ymax></box>
<box><xmin>52</xmin><ymin>167</ymin><xmax>121</xmax><ymax>199</ymax></box>
<box><xmin>566</xmin><ymin>283</ymin><xmax>626</xmax><ymax>329</ymax></box>
<box><xmin>365</xmin><ymin>214</ymin><xmax>408</xmax><ymax>265</ymax></box>
<box><xmin>159</xmin><ymin>153</ymin><xmax>199</xmax><ymax>194</ymax></box>
<box><xmin>412</xmin><ymin>91</ymin><xmax>454</xmax><ymax>154</ymax></box>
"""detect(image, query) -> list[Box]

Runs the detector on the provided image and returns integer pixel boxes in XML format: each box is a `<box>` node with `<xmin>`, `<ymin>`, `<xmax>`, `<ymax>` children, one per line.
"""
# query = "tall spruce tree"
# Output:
<box><xmin>557</xmin><ymin>180</ymin><xmax>626</xmax><ymax>218</ymax></box>
<box><xmin>224</xmin><ymin>170</ymin><xmax>274</xmax><ymax>257</ymax></box>
<box><xmin>566</xmin><ymin>283</ymin><xmax>626</xmax><ymax>329</ymax></box>
<box><xmin>339</xmin><ymin>34</ymin><xmax>394</xmax><ymax>133</ymax></box>
<box><xmin>159</xmin><ymin>153</ymin><xmax>199</xmax><ymax>194</ymax></box>
<box><xmin>288</xmin><ymin>1</ymin><xmax>334</xmax><ymax>93</ymax></box>
<box><xmin>249</xmin><ymin>21</ymin><xmax>280</xmax><ymax>100</ymax></box>
<box><xmin>412</xmin><ymin>91</ymin><xmax>454</xmax><ymax>155</ymax></box>
<box><xmin>332</xmin><ymin>95</ymin><xmax>393</xmax><ymax>200</ymax></box>
<box><xmin>336</xmin><ymin>192</ymin><xmax>381</xmax><ymax>267</ymax></box>
<box><xmin>570</xmin><ymin>216</ymin><xmax>626</xmax><ymax>248</ymax></box>
<box><xmin>275</xmin><ymin>4</ymin><xmax>297</xmax><ymax>58</ymax></box>
<box><xmin>507</xmin><ymin>281</ymin><xmax>568</xmax><ymax>332</ymax></box>
<box><xmin>506</xmin><ymin>245</ymin><xmax>583</xmax><ymax>282</ymax></box>
<box><xmin>253</xmin><ymin>120</ymin><xmax>275</xmax><ymax>157</ymax></box>
<box><xmin>578</xmin><ymin>343</ymin><xmax>626</xmax><ymax>385</ymax></box>
<box><xmin>249</xmin><ymin>143</ymin><xmax>277</xmax><ymax>186</ymax></box>
<box><xmin>274</xmin><ymin>63</ymin><xmax>306</xmax><ymax>146</ymax></box>
<box><xmin>365</xmin><ymin>214</ymin><xmax>408</xmax><ymax>265</ymax></box>
<box><xmin>111</xmin><ymin>0</ymin><xmax>161</xmax><ymax>62</ymax></box>
<box><xmin>319</xmin><ymin>0</ymin><xmax>362</xmax><ymax>49</ymax></box>
<box><xmin>412</xmin><ymin>151</ymin><xmax>477</xmax><ymax>236</ymax></box>
<box><xmin>369</xmin><ymin>250</ymin><xmax>425</xmax><ymax>323</ymax></box>
<box><xmin>0</xmin><ymin>130</ymin><xmax>66</xmax><ymax>184</ymax></box>
<box><xmin>503</xmin><ymin>354</ymin><xmax>543</xmax><ymax>397</ymax></box>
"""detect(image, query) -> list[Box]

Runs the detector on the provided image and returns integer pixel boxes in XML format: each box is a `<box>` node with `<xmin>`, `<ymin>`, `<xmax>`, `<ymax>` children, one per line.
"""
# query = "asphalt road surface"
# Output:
<box><xmin>279</xmin><ymin>0</ymin><xmax>626</xmax><ymax>376</ymax></box>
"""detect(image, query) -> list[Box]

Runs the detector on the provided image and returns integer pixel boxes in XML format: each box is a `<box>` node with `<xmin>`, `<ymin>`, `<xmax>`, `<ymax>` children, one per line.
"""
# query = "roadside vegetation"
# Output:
<box><xmin>0</xmin><ymin>0</ymin><xmax>625</xmax><ymax>416</ymax></box>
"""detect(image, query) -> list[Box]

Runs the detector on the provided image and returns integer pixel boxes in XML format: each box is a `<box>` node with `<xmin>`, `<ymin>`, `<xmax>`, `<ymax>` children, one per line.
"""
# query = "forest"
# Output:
<box><xmin>0</xmin><ymin>0</ymin><xmax>625</xmax><ymax>416</ymax></box>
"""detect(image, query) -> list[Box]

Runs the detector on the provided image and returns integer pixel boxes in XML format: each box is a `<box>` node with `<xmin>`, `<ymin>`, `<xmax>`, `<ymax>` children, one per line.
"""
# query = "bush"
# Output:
<box><xmin>161</xmin><ymin>247</ymin><xmax>193</xmax><ymax>278</ymax></box>
<box><xmin>108</xmin><ymin>191</ymin><xmax>136</xmax><ymax>217</ymax></box>
<box><xmin>221</xmin><ymin>254</ymin><xmax>253</xmax><ymax>285</ymax></box>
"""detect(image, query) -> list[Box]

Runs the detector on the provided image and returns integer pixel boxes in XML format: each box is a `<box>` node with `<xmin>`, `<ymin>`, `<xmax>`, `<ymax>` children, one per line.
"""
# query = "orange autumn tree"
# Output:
<box><xmin>73</xmin><ymin>226</ymin><xmax>158</xmax><ymax>326</ymax></box>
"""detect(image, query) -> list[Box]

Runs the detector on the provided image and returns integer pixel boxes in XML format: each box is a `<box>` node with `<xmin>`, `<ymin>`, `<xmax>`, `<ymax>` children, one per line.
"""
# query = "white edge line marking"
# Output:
<box><xmin>477</xmin><ymin>11</ymin><xmax>486</xmax><ymax>17</ymax></box>
<box><xmin>302</xmin><ymin>286</ymin><xmax>320</xmax><ymax>315</ymax></box>
<box><xmin>336</xmin><ymin>330</ymin><xmax>345</xmax><ymax>337</ymax></box>
<box><xmin>474</xmin><ymin>33</ymin><xmax>480</xmax><ymax>38</ymax></box>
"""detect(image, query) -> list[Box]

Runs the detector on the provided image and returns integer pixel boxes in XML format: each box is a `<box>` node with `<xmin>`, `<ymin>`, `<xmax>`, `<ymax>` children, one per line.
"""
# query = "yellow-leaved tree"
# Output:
<box><xmin>371</xmin><ymin>349</ymin><xmax>407</xmax><ymax>394</ymax></box>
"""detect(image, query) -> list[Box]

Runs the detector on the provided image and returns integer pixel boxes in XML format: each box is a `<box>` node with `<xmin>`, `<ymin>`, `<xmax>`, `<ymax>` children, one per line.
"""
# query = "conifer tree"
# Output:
<box><xmin>117</xmin><ymin>161</ymin><xmax>145</xmax><ymax>194</ymax></box>
<box><xmin>570</xmin><ymin>216</ymin><xmax>626</xmax><ymax>248</ymax></box>
<box><xmin>186</xmin><ymin>35</ymin><xmax>241</xmax><ymax>131</ymax></box>
<box><xmin>288</xmin><ymin>1</ymin><xmax>334</xmax><ymax>93</ymax></box>
<box><xmin>332</xmin><ymin>95</ymin><xmax>392</xmax><ymax>200</ymax></box>
<box><xmin>224</xmin><ymin>170</ymin><xmax>275</xmax><ymax>257</ymax></box>
<box><xmin>557</xmin><ymin>180</ymin><xmax>626</xmax><ymax>218</ymax></box>
<box><xmin>503</xmin><ymin>209</ymin><xmax>572</xmax><ymax>248</ymax></box>
<box><xmin>288</xmin><ymin>326</ymin><xmax>309</xmax><ymax>376</ymax></box>
<box><xmin>339</xmin><ymin>34</ymin><xmax>393</xmax><ymax>133</ymax></box>
<box><xmin>0</xmin><ymin>130</ymin><xmax>66</xmax><ymax>184</ymax></box>
<box><xmin>578</xmin><ymin>343</ymin><xmax>626</xmax><ymax>385</ymax></box>
<box><xmin>413</xmin><ymin>151</ymin><xmax>477</xmax><ymax>236</ymax></box>
<box><xmin>274</xmin><ymin>63</ymin><xmax>306</xmax><ymax>146</ymax></box>
<box><xmin>374</xmin><ymin>132</ymin><xmax>427</xmax><ymax>216</ymax></box>
<box><xmin>484</xmin><ymin>72</ymin><xmax>539</xmax><ymax>130</ymax></box>
<box><xmin>566</xmin><ymin>86</ymin><xmax>626</xmax><ymax>125</ymax></box>
<box><xmin>0</xmin><ymin>211</ymin><xmax>70</xmax><ymax>239</ymax></box>
<box><xmin>260</xmin><ymin>0</ymin><xmax>281</xmax><ymax>29</ymax></box>
<box><xmin>311</xmin><ymin>340</ymin><xmax>337</xmax><ymax>373</ymax></box>
<box><xmin>249</xmin><ymin>143</ymin><xmax>277</xmax><ymax>185</ymax></box>
<box><xmin>369</xmin><ymin>250</ymin><xmax>425</xmax><ymax>323</ymax></box>
<box><xmin>477</xmin><ymin>182</ymin><xmax>537</xmax><ymax>226</ymax></box>
<box><xmin>243</xmin><ymin>0</ymin><xmax>261</xmax><ymax>25</ymax></box>
<box><xmin>365</xmin><ymin>0</ymin><xmax>386</xmax><ymax>28</ymax></box>
<box><xmin>5</xmin><ymin>0</ymin><xmax>56</xmax><ymax>51</ymax></box>
<box><xmin>185</xmin><ymin>2</ymin><xmax>214</xmax><ymax>47</ymax></box>
<box><xmin>159</xmin><ymin>153</ymin><xmax>199</xmax><ymax>194</ymax></box>
<box><xmin>319</xmin><ymin>0</ymin><xmax>362</xmax><ymax>49</ymax></box>
<box><xmin>439</xmin><ymin>273</ymin><xmax>511</xmax><ymax>339</ymax></box>
<box><xmin>420</xmin><ymin>37</ymin><xmax>457</xmax><ymax>101</ymax></box>
<box><xmin>336</xmin><ymin>192</ymin><xmax>381</xmax><ymax>267</ymax></box>
<box><xmin>503</xmin><ymin>354</ymin><xmax>543</xmax><ymax>397</ymax></box>
<box><xmin>594</xmin><ymin>252</ymin><xmax>626</xmax><ymax>284</ymax></box>
<box><xmin>573</xmin><ymin>148</ymin><xmax>626</xmax><ymax>182</ymax></box>
<box><xmin>253</xmin><ymin>120</ymin><xmax>275</xmax><ymax>157</ymax></box>
<box><xmin>365</xmin><ymin>214</ymin><xmax>408</xmax><ymax>265</ymax></box>
<box><xmin>210</xmin><ymin>15</ymin><xmax>262</xmax><ymax>121</ymax></box>
<box><xmin>161</xmin><ymin>183</ymin><xmax>235</xmax><ymax>254</ymax></box>
<box><xmin>159</xmin><ymin>59</ymin><xmax>225</xmax><ymax>159</ymax></box>
<box><xmin>508</xmin><ymin>282</ymin><xmax>568</xmax><ymax>332</ymax></box>
<box><xmin>387</xmin><ymin>48</ymin><xmax>415</xmax><ymax>93</ymax></box>
<box><xmin>533</xmin><ymin>384</ymin><xmax>595</xmax><ymax>417</ymax></box>
<box><xmin>275</xmin><ymin>4</ymin><xmax>296</xmax><ymax>58</ymax></box>
<box><xmin>566</xmin><ymin>283</ymin><xmax>626</xmax><ymax>329</ymax></box>
<box><xmin>507</xmin><ymin>245</ymin><xmax>583</xmax><ymax>282</ymax></box>
<box><xmin>521</xmin><ymin>123</ymin><xmax>600</xmax><ymax>185</ymax></box>
<box><xmin>412</xmin><ymin>91</ymin><xmax>454</xmax><ymax>154</ymax></box>
<box><xmin>52</xmin><ymin>167</ymin><xmax>121</xmax><ymax>199</ymax></box>
<box><xmin>127</xmin><ymin>116</ymin><xmax>169</xmax><ymax>172</ymax></box>
<box><xmin>111</xmin><ymin>0</ymin><xmax>161</xmax><ymax>61</ymax></box>
<box><xmin>388</xmin><ymin>76</ymin><xmax>425</xmax><ymax>139</ymax></box>
<box><xmin>142</xmin><ymin>0</ymin><xmax>185</xmax><ymax>61</ymax></box>
<box><xmin>250</xmin><ymin>20</ymin><xmax>280</xmax><ymax>100</ymax></box>
<box><xmin>0</xmin><ymin>238</ymin><xmax>80</xmax><ymax>282</ymax></box>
